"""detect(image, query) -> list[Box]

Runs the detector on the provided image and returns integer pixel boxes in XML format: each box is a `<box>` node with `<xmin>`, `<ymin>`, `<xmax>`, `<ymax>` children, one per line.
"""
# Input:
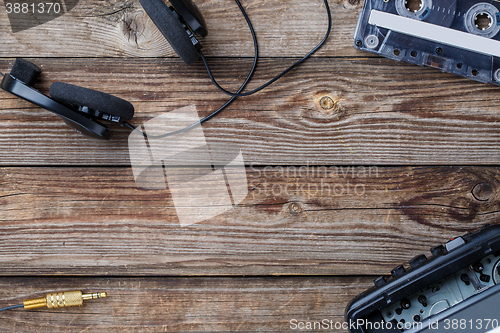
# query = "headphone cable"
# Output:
<box><xmin>124</xmin><ymin>0</ymin><xmax>258</xmax><ymax>139</ymax></box>
<box><xmin>200</xmin><ymin>0</ymin><xmax>331</xmax><ymax>98</ymax></box>
<box><xmin>0</xmin><ymin>304</ymin><xmax>23</xmax><ymax>312</ymax></box>
<box><xmin>127</xmin><ymin>0</ymin><xmax>331</xmax><ymax>138</ymax></box>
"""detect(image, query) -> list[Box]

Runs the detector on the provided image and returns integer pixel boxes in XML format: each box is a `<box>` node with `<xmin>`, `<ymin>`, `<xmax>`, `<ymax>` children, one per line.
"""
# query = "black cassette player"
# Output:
<box><xmin>345</xmin><ymin>224</ymin><xmax>500</xmax><ymax>333</ymax></box>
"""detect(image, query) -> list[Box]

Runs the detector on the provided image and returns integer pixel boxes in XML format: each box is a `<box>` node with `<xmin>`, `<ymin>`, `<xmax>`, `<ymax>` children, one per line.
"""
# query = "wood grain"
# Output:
<box><xmin>0</xmin><ymin>0</ymin><xmax>356</xmax><ymax>58</ymax></box>
<box><xmin>1</xmin><ymin>58</ymin><xmax>500</xmax><ymax>166</ymax></box>
<box><xmin>0</xmin><ymin>276</ymin><xmax>370</xmax><ymax>332</ymax></box>
<box><xmin>1</xmin><ymin>166</ymin><xmax>499</xmax><ymax>276</ymax></box>
<box><xmin>2</xmin><ymin>0</ymin><xmax>498</xmax><ymax>330</ymax></box>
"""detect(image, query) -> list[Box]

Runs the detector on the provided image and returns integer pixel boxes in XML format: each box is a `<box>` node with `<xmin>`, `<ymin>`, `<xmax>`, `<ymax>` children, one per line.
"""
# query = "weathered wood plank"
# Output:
<box><xmin>0</xmin><ymin>0</ymin><xmax>357</xmax><ymax>58</ymax></box>
<box><xmin>1</xmin><ymin>166</ymin><xmax>499</xmax><ymax>275</ymax></box>
<box><xmin>0</xmin><ymin>276</ymin><xmax>369</xmax><ymax>332</ymax></box>
<box><xmin>1</xmin><ymin>58</ymin><xmax>500</xmax><ymax>166</ymax></box>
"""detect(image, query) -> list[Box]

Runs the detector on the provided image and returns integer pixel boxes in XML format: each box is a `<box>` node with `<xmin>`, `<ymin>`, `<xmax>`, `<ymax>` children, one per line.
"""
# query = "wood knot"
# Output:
<box><xmin>471</xmin><ymin>183</ymin><xmax>493</xmax><ymax>201</ymax></box>
<box><xmin>313</xmin><ymin>93</ymin><xmax>342</xmax><ymax>116</ymax></box>
<box><xmin>319</xmin><ymin>96</ymin><xmax>335</xmax><ymax>110</ymax></box>
<box><xmin>289</xmin><ymin>203</ymin><xmax>302</xmax><ymax>215</ymax></box>
<box><xmin>121</xmin><ymin>11</ymin><xmax>146</xmax><ymax>46</ymax></box>
<box><xmin>344</xmin><ymin>0</ymin><xmax>361</xmax><ymax>8</ymax></box>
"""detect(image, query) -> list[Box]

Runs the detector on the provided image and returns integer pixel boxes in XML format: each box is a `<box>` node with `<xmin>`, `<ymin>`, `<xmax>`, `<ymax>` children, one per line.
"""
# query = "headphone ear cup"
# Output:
<box><xmin>49</xmin><ymin>82</ymin><xmax>135</xmax><ymax>121</ymax></box>
<box><xmin>10</xmin><ymin>58</ymin><xmax>42</xmax><ymax>86</ymax></box>
<box><xmin>140</xmin><ymin>0</ymin><xmax>200</xmax><ymax>65</ymax></box>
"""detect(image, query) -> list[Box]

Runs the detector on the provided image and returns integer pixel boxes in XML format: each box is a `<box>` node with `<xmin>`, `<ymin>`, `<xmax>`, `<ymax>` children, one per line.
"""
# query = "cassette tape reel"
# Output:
<box><xmin>354</xmin><ymin>0</ymin><xmax>500</xmax><ymax>85</ymax></box>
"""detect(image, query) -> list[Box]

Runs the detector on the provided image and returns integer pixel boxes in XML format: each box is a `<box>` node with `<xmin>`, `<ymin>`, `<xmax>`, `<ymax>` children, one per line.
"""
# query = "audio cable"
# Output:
<box><xmin>200</xmin><ymin>0</ymin><xmax>332</xmax><ymax>98</ymax></box>
<box><xmin>125</xmin><ymin>0</ymin><xmax>331</xmax><ymax>140</ymax></box>
<box><xmin>124</xmin><ymin>0</ymin><xmax>258</xmax><ymax>139</ymax></box>
<box><xmin>0</xmin><ymin>291</ymin><xmax>107</xmax><ymax>312</ymax></box>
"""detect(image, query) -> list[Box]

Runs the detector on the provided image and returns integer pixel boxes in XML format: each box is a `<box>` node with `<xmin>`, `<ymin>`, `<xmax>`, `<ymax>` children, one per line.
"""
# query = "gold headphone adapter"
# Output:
<box><xmin>23</xmin><ymin>291</ymin><xmax>107</xmax><ymax>310</ymax></box>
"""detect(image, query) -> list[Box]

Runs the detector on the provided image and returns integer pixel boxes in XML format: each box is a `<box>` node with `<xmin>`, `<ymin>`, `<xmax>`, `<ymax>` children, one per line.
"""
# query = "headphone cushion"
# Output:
<box><xmin>10</xmin><ymin>58</ymin><xmax>42</xmax><ymax>86</ymax></box>
<box><xmin>49</xmin><ymin>82</ymin><xmax>134</xmax><ymax>121</ymax></box>
<box><xmin>140</xmin><ymin>0</ymin><xmax>199</xmax><ymax>64</ymax></box>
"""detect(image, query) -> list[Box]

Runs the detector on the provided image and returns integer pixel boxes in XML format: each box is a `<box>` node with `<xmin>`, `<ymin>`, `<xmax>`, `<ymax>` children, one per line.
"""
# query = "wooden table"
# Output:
<box><xmin>1</xmin><ymin>0</ymin><xmax>499</xmax><ymax>331</ymax></box>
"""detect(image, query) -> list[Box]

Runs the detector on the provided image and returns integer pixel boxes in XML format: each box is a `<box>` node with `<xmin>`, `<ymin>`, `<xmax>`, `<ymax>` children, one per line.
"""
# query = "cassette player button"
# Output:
<box><xmin>431</xmin><ymin>245</ymin><xmax>445</xmax><ymax>257</ymax></box>
<box><xmin>374</xmin><ymin>276</ymin><xmax>386</xmax><ymax>287</ymax></box>
<box><xmin>391</xmin><ymin>265</ymin><xmax>406</xmax><ymax>277</ymax></box>
<box><xmin>445</xmin><ymin>237</ymin><xmax>466</xmax><ymax>252</ymax></box>
<box><xmin>409</xmin><ymin>254</ymin><xmax>427</xmax><ymax>268</ymax></box>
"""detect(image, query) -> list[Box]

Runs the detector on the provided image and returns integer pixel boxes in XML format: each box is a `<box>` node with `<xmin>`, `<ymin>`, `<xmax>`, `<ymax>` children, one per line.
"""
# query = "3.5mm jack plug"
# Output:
<box><xmin>23</xmin><ymin>291</ymin><xmax>107</xmax><ymax>309</ymax></box>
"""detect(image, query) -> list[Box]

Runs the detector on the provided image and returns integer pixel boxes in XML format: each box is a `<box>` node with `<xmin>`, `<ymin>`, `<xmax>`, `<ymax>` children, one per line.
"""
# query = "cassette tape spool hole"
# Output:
<box><xmin>396</xmin><ymin>0</ymin><xmax>432</xmax><ymax>20</ymax></box>
<box><xmin>465</xmin><ymin>3</ymin><xmax>500</xmax><ymax>38</ymax></box>
<box><xmin>475</xmin><ymin>12</ymin><xmax>493</xmax><ymax>30</ymax></box>
<box><xmin>405</xmin><ymin>0</ymin><xmax>424</xmax><ymax>13</ymax></box>
<box><xmin>397</xmin><ymin>0</ymin><xmax>456</xmax><ymax>26</ymax></box>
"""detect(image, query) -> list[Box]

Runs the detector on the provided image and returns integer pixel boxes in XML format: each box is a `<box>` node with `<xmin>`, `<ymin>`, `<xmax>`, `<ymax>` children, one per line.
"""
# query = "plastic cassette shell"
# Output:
<box><xmin>353</xmin><ymin>0</ymin><xmax>500</xmax><ymax>85</ymax></box>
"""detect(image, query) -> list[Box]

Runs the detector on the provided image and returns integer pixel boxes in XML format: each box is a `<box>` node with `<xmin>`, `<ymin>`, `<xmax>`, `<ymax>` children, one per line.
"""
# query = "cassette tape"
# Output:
<box><xmin>354</xmin><ymin>0</ymin><xmax>500</xmax><ymax>85</ymax></box>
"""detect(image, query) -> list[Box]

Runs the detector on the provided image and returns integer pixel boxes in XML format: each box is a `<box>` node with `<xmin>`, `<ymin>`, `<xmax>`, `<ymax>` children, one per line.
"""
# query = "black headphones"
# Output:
<box><xmin>0</xmin><ymin>59</ymin><xmax>134</xmax><ymax>140</ymax></box>
<box><xmin>0</xmin><ymin>0</ymin><xmax>331</xmax><ymax>140</ymax></box>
